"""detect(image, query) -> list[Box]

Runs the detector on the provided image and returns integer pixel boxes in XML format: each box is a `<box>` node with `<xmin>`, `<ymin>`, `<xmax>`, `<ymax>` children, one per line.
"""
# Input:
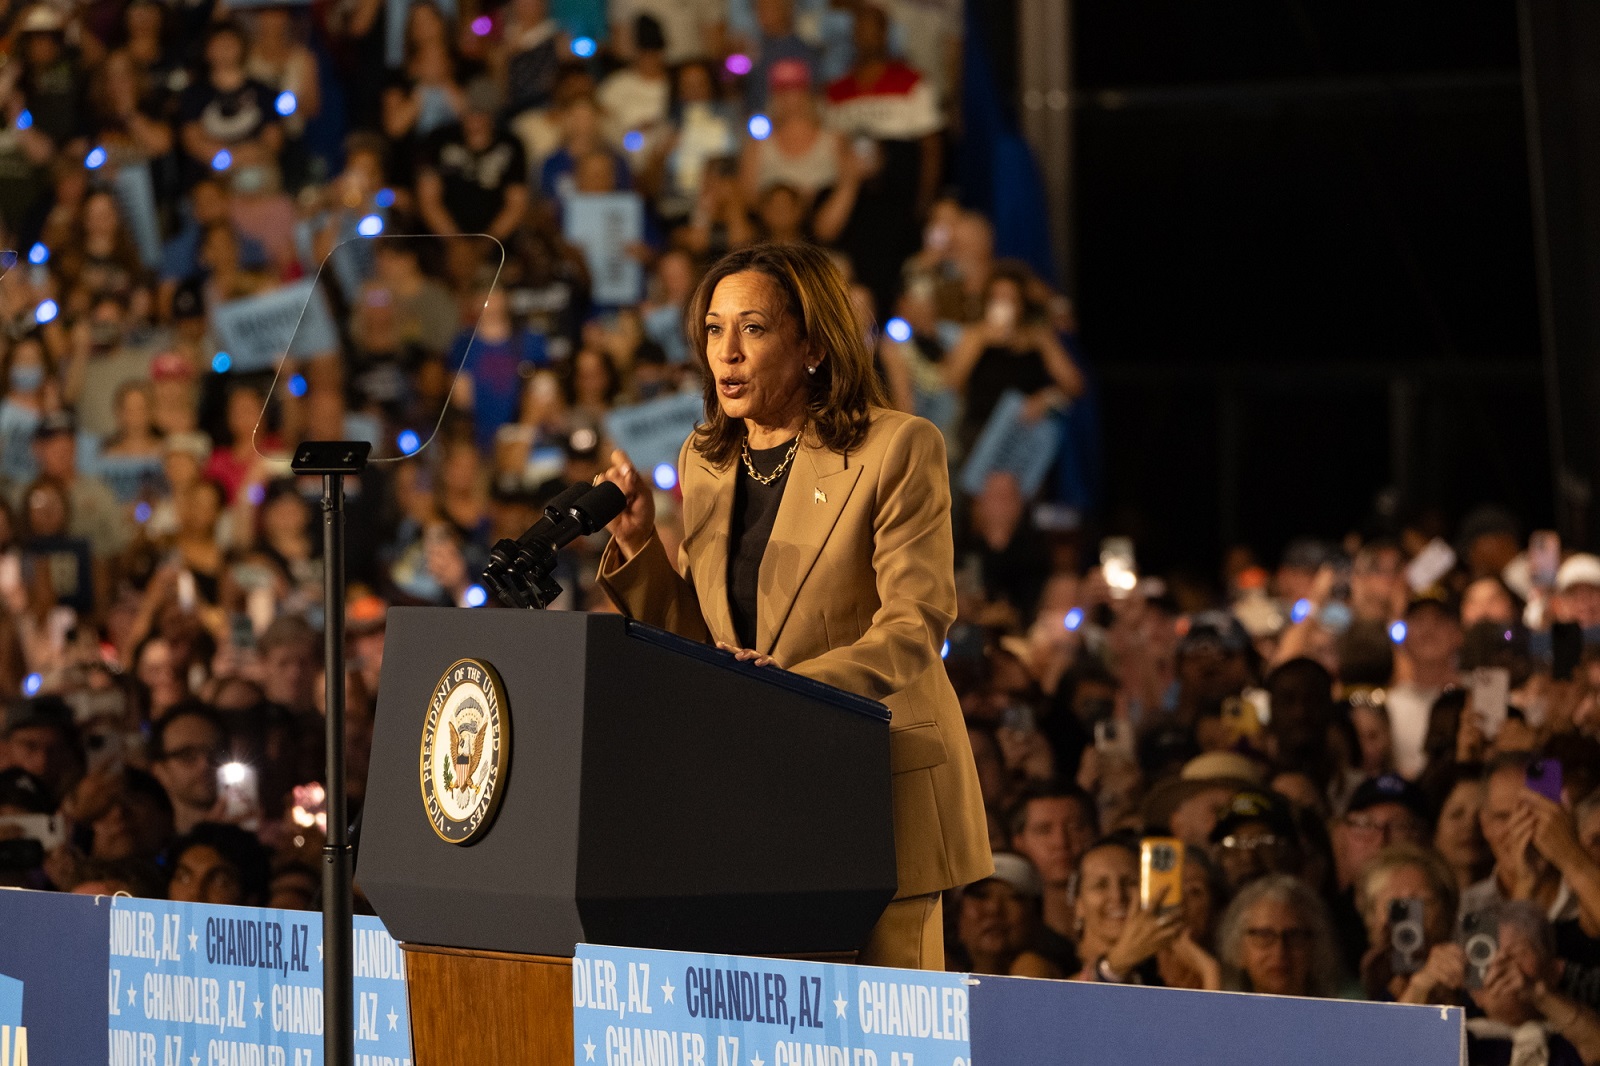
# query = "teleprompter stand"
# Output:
<box><xmin>360</xmin><ymin>607</ymin><xmax>899</xmax><ymax>1064</ymax></box>
<box><xmin>289</xmin><ymin>440</ymin><xmax>370</xmax><ymax>1066</ymax></box>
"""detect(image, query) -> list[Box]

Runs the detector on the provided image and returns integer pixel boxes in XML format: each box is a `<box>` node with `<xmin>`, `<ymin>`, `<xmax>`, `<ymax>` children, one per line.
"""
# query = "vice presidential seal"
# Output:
<box><xmin>420</xmin><ymin>658</ymin><xmax>509</xmax><ymax>844</ymax></box>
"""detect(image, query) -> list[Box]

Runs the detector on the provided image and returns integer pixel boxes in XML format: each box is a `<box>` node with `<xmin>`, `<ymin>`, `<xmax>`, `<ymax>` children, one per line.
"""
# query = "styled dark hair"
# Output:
<box><xmin>1006</xmin><ymin>780</ymin><xmax>1099</xmax><ymax>843</ymax></box>
<box><xmin>686</xmin><ymin>243</ymin><xmax>886</xmax><ymax>467</ymax></box>
<box><xmin>165</xmin><ymin>821</ymin><xmax>271</xmax><ymax>905</ymax></box>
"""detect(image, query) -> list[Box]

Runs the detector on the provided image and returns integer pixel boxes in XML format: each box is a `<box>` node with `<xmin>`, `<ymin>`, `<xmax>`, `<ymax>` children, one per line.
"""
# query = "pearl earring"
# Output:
<box><xmin>807</xmin><ymin>364</ymin><xmax>817</xmax><ymax>375</ymax></box>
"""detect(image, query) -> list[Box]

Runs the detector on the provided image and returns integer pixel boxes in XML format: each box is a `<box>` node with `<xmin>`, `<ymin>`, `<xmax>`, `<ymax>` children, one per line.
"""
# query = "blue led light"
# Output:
<box><xmin>247</xmin><ymin>483</ymin><xmax>265</xmax><ymax>506</ymax></box>
<box><xmin>748</xmin><ymin>114</ymin><xmax>772</xmax><ymax>140</ymax></box>
<box><xmin>275</xmin><ymin>91</ymin><xmax>297</xmax><ymax>117</ymax></box>
<box><xmin>357</xmin><ymin>214</ymin><xmax>385</xmax><ymax>237</ymax></box>
<box><xmin>212</xmin><ymin>149</ymin><xmax>233</xmax><ymax>171</ymax></box>
<box><xmin>464</xmin><ymin>584</ymin><xmax>488</xmax><ymax>608</ymax></box>
<box><xmin>16</xmin><ymin>110</ymin><xmax>31</xmax><ymax>131</ymax></box>
<box><xmin>397</xmin><ymin>429</ymin><xmax>421</xmax><ymax>455</ymax></box>
<box><xmin>1389</xmin><ymin>620</ymin><xmax>1408</xmax><ymax>644</ymax></box>
<box><xmin>84</xmin><ymin>146</ymin><xmax>107</xmax><ymax>169</ymax></box>
<box><xmin>27</xmin><ymin>243</ymin><xmax>48</xmax><ymax>265</ymax></box>
<box><xmin>212</xmin><ymin>351</ymin><xmax>232</xmax><ymax>373</ymax></box>
<box><xmin>375</xmin><ymin>187</ymin><xmax>396</xmax><ymax>208</ymax></box>
<box><xmin>623</xmin><ymin>130</ymin><xmax>644</xmax><ymax>152</ymax></box>
<box><xmin>1064</xmin><ymin>607</ymin><xmax>1085</xmax><ymax>631</ymax></box>
<box><xmin>22</xmin><ymin>673</ymin><xmax>42</xmax><ymax>696</ymax></box>
<box><xmin>941</xmin><ymin>640</ymin><xmax>950</xmax><ymax>660</ymax></box>
<box><xmin>571</xmin><ymin>36</ymin><xmax>596</xmax><ymax>57</ymax></box>
<box><xmin>884</xmin><ymin>317</ymin><xmax>912</xmax><ymax>343</ymax></box>
<box><xmin>134</xmin><ymin>501</ymin><xmax>152</xmax><ymax>524</ymax></box>
<box><xmin>287</xmin><ymin>373</ymin><xmax>308</xmax><ymax>397</ymax></box>
<box><xmin>652</xmin><ymin>462</ymin><xmax>678</xmax><ymax>491</ymax></box>
<box><xmin>1291</xmin><ymin>598</ymin><xmax>1312</xmax><ymax>623</ymax></box>
<box><xmin>33</xmin><ymin>299</ymin><xmax>57</xmax><ymax>324</ymax></box>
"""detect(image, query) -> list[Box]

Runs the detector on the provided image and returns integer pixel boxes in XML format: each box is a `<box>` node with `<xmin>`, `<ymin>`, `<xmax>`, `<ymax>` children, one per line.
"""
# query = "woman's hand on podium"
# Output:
<box><xmin>597</xmin><ymin>448</ymin><xmax>656</xmax><ymax>560</ymax></box>
<box><xmin>716</xmin><ymin>641</ymin><xmax>774</xmax><ymax>667</ymax></box>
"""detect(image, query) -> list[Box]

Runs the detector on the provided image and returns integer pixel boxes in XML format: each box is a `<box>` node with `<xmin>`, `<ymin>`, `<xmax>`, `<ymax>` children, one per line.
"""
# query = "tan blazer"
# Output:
<box><xmin>596</xmin><ymin>407</ymin><xmax>994</xmax><ymax>899</ymax></box>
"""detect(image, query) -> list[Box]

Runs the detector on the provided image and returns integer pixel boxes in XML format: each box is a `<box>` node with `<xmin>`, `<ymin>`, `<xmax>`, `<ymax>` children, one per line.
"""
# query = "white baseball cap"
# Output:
<box><xmin>1557</xmin><ymin>553</ymin><xmax>1600</xmax><ymax>592</ymax></box>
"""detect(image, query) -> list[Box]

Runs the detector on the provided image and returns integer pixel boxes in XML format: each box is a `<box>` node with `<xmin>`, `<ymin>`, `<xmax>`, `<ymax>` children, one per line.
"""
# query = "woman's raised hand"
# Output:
<box><xmin>597</xmin><ymin>448</ymin><xmax>656</xmax><ymax>560</ymax></box>
<box><xmin>1105</xmin><ymin>888</ymin><xmax>1184</xmax><ymax>978</ymax></box>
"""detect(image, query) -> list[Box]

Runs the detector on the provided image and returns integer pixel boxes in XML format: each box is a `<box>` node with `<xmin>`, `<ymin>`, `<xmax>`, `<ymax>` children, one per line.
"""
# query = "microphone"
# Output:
<box><xmin>482</xmin><ymin>481</ymin><xmax>628</xmax><ymax>608</ymax></box>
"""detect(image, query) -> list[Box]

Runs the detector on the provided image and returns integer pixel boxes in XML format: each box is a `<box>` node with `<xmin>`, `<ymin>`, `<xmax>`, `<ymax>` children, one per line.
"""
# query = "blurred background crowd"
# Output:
<box><xmin>0</xmin><ymin>0</ymin><xmax>1596</xmax><ymax>1061</ymax></box>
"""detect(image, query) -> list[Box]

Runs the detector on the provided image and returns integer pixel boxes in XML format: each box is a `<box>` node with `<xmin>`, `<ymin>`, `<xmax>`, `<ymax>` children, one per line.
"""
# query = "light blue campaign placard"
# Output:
<box><xmin>574</xmin><ymin>944</ymin><xmax>971</xmax><ymax>1066</ymax></box>
<box><xmin>0</xmin><ymin>973</ymin><xmax>20</xmax><ymax>1031</ymax></box>
<box><xmin>213</xmin><ymin>279</ymin><xmax>339</xmax><ymax>373</ymax></box>
<box><xmin>112</xmin><ymin>163</ymin><xmax>164</xmax><ymax>270</ymax></box>
<box><xmin>106</xmin><ymin>898</ymin><xmax>413</xmax><ymax>1066</ymax></box>
<box><xmin>564</xmin><ymin>193</ymin><xmax>644</xmax><ymax>306</ymax></box>
<box><xmin>91</xmin><ymin>453</ymin><xmax>165</xmax><ymax>503</ymax></box>
<box><xmin>958</xmin><ymin>389</ymin><xmax>1063</xmax><ymax>497</ymax></box>
<box><xmin>602</xmin><ymin>391</ymin><xmax>703</xmax><ymax>480</ymax></box>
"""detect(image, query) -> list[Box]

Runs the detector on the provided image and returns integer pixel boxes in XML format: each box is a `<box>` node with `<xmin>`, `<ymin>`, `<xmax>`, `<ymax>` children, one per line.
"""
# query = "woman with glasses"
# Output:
<box><xmin>1217</xmin><ymin>874</ymin><xmax>1345</xmax><ymax>997</ymax></box>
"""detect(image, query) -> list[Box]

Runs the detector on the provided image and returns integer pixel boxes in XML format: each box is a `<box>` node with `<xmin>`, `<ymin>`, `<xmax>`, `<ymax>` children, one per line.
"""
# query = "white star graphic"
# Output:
<box><xmin>833</xmin><ymin>993</ymin><xmax>848</xmax><ymax>1018</ymax></box>
<box><xmin>188</xmin><ymin>929</ymin><xmax>198</xmax><ymax>952</ymax></box>
<box><xmin>583</xmin><ymin>1037</ymin><xmax>596</xmax><ymax>1061</ymax></box>
<box><xmin>317</xmin><ymin>940</ymin><xmax>324</xmax><ymax>961</ymax></box>
<box><xmin>253</xmin><ymin>996</ymin><xmax>263</xmax><ymax>1018</ymax></box>
<box><xmin>387</xmin><ymin>1005</ymin><xmax>399</xmax><ymax>1031</ymax></box>
<box><xmin>660</xmin><ymin>979</ymin><xmax>676</xmax><ymax>1005</ymax></box>
<box><xmin>190</xmin><ymin>1055</ymin><xmax>199</xmax><ymax>1066</ymax></box>
<box><xmin>127</xmin><ymin>986</ymin><xmax>137</xmax><ymax>1005</ymax></box>
<box><xmin>750</xmin><ymin>1053</ymin><xmax>765</xmax><ymax>1066</ymax></box>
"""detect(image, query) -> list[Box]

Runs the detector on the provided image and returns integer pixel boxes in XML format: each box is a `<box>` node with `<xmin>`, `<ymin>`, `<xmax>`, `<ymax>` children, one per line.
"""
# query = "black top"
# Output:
<box><xmin>962</xmin><ymin>344</ymin><xmax>1053</xmax><ymax>445</ymax></box>
<box><xmin>727</xmin><ymin>437</ymin><xmax>797</xmax><ymax>650</ymax></box>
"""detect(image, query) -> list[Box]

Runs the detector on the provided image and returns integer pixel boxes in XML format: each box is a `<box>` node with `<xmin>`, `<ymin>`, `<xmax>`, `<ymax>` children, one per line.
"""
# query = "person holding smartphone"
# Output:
<box><xmin>942</xmin><ymin>264</ymin><xmax>1084</xmax><ymax>455</ymax></box>
<box><xmin>1354</xmin><ymin>845</ymin><xmax>1462</xmax><ymax>1002</ymax></box>
<box><xmin>1069</xmin><ymin>835</ymin><xmax>1220</xmax><ymax>989</ymax></box>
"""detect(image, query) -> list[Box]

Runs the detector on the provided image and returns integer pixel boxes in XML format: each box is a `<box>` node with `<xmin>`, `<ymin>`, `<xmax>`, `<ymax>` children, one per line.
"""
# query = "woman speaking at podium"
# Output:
<box><xmin>595</xmin><ymin>242</ymin><xmax>993</xmax><ymax>969</ymax></box>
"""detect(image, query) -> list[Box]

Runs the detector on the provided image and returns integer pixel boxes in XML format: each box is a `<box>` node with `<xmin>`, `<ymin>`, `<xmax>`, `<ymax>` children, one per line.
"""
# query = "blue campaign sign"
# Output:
<box><xmin>0</xmin><ymin>890</ymin><xmax>111</xmax><ymax>1066</ymax></box>
<box><xmin>968</xmin><ymin>974</ymin><xmax>1463</xmax><ymax>1066</ymax></box>
<box><xmin>957</xmin><ymin>390</ymin><xmax>1062</xmax><ymax>498</ymax></box>
<box><xmin>574</xmin><ymin>944</ymin><xmax>972</xmax><ymax>1066</ymax></box>
<box><xmin>213</xmin><ymin>279</ymin><xmax>339</xmax><ymax>373</ymax></box>
<box><xmin>107</xmin><ymin>898</ymin><xmax>414</xmax><ymax>1066</ymax></box>
<box><xmin>564</xmin><ymin>193</ymin><xmax>645</xmax><ymax>306</ymax></box>
<box><xmin>602</xmin><ymin>391</ymin><xmax>704</xmax><ymax>479</ymax></box>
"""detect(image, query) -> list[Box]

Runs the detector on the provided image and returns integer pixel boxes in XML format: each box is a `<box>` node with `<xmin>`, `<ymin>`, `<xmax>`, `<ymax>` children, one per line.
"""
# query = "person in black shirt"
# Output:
<box><xmin>417</xmin><ymin>78</ymin><xmax>528</xmax><ymax>240</ymax></box>
<box><xmin>177</xmin><ymin>23</ymin><xmax>282</xmax><ymax>184</ymax></box>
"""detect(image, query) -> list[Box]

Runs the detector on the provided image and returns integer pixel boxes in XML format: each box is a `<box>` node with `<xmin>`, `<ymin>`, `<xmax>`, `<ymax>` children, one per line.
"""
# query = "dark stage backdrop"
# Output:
<box><xmin>1061</xmin><ymin>0</ymin><xmax>1543</xmax><ymax>574</ymax></box>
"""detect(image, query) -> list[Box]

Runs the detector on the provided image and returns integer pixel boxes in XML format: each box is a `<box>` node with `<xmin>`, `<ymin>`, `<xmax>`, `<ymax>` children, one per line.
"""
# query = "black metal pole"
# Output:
<box><xmin>321</xmin><ymin>471</ymin><xmax>354</xmax><ymax>1066</ymax></box>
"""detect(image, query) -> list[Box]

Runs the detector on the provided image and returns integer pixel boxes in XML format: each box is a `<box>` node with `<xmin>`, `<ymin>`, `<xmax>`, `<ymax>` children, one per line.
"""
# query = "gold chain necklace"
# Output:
<box><xmin>740</xmin><ymin>432</ymin><xmax>802</xmax><ymax>486</ymax></box>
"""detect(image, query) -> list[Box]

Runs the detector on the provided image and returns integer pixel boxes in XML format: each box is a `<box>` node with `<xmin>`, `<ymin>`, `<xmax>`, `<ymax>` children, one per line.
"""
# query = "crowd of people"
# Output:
<box><xmin>948</xmin><ymin>521</ymin><xmax>1600</xmax><ymax>1063</ymax></box>
<box><xmin>0</xmin><ymin>0</ymin><xmax>1597</xmax><ymax>1062</ymax></box>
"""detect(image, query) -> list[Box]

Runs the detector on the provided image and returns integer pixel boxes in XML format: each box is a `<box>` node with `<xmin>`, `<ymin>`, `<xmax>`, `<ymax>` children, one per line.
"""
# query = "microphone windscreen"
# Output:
<box><xmin>574</xmin><ymin>481</ymin><xmax>627</xmax><ymax>530</ymax></box>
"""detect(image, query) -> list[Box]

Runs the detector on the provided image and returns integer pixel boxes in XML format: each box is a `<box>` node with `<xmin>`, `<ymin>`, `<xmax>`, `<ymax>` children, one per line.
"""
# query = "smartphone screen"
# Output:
<box><xmin>1139</xmin><ymin>837</ymin><xmax>1183</xmax><ymax>912</ymax></box>
<box><xmin>1405</xmin><ymin>538</ymin><xmax>1457</xmax><ymax>593</ymax></box>
<box><xmin>217</xmin><ymin>763</ymin><xmax>261</xmax><ymax>829</ymax></box>
<box><xmin>1470</xmin><ymin>667</ymin><xmax>1510</xmax><ymax>740</ymax></box>
<box><xmin>1526</xmin><ymin>757</ymin><xmax>1563</xmax><ymax>803</ymax></box>
<box><xmin>1530</xmin><ymin>530</ymin><xmax>1561</xmax><ymax>591</ymax></box>
<box><xmin>1094</xmin><ymin>719</ymin><xmax>1132</xmax><ymax>759</ymax></box>
<box><xmin>1100</xmin><ymin>536</ymin><xmax>1137</xmax><ymax>598</ymax></box>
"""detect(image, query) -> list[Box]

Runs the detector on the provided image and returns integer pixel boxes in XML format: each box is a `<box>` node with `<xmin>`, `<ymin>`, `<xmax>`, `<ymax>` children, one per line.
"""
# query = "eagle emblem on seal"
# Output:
<box><xmin>420</xmin><ymin>659</ymin><xmax>509</xmax><ymax>844</ymax></box>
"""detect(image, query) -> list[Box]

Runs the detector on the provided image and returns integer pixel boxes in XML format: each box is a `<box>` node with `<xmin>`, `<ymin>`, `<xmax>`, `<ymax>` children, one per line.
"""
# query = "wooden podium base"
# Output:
<box><xmin>402</xmin><ymin>944</ymin><xmax>574</xmax><ymax>1065</ymax></box>
<box><xmin>401</xmin><ymin>942</ymin><xmax>859</xmax><ymax>1065</ymax></box>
